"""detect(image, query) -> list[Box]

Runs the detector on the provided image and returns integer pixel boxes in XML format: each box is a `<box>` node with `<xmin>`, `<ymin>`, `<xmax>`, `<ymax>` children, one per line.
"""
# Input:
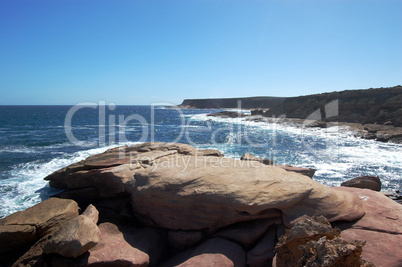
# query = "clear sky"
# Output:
<box><xmin>0</xmin><ymin>0</ymin><xmax>401</xmax><ymax>105</ymax></box>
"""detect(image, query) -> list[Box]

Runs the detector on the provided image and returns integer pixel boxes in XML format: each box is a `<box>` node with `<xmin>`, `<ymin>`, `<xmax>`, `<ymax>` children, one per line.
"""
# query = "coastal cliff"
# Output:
<box><xmin>179</xmin><ymin>86</ymin><xmax>402</xmax><ymax>127</ymax></box>
<box><xmin>269</xmin><ymin>86</ymin><xmax>402</xmax><ymax>126</ymax></box>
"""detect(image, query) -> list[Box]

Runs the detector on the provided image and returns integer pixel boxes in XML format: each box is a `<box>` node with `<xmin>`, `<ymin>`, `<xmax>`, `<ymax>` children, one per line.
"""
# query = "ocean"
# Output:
<box><xmin>1</xmin><ymin>105</ymin><xmax>401</xmax><ymax>219</ymax></box>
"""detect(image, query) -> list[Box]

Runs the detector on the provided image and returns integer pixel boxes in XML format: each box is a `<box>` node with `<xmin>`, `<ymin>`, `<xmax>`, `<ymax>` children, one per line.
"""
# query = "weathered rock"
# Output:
<box><xmin>247</xmin><ymin>226</ymin><xmax>277</xmax><ymax>267</ymax></box>
<box><xmin>274</xmin><ymin>216</ymin><xmax>339</xmax><ymax>267</ymax></box>
<box><xmin>0</xmin><ymin>198</ymin><xmax>79</xmax><ymax>261</ymax></box>
<box><xmin>43</xmin><ymin>205</ymin><xmax>101</xmax><ymax>258</ymax></box>
<box><xmin>81</xmin><ymin>204</ymin><xmax>99</xmax><ymax>224</ymax></box>
<box><xmin>240</xmin><ymin>153</ymin><xmax>273</xmax><ymax>165</ymax></box>
<box><xmin>276</xmin><ymin>165</ymin><xmax>316</xmax><ymax>178</ymax></box>
<box><xmin>128</xmin><ymin>153</ymin><xmax>363</xmax><ymax>231</ymax></box>
<box><xmin>340</xmin><ymin>229</ymin><xmax>401</xmax><ymax>267</ymax></box>
<box><xmin>281</xmin><ymin>184</ymin><xmax>364</xmax><ymax>226</ymax></box>
<box><xmin>341</xmin><ymin>176</ymin><xmax>382</xmax><ymax>191</ymax></box>
<box><xmin>0</xmin><ymin>198</ymin><xmax>79</xmax><ymax>238</ymax></box>
<box><xmin>213</xmin><ymin>217</ymin><xmax>281</xmax><ymax>248</ymax></box>
<box><xmin>160</xmin><ymin>238</ymin><xmax>246</xmax><ymax>267</ymax></box>
<box><xmin>299</xmin><ymin>236</ymin><xmax>366</xmax><ymax>266</ymax></box>
<box><xmin>86</xmin><ymin>223</ymin><xmax>149</xmax><ymax>266</ymax></box>
<box><xmin>49</xmin><ymin>223</ymin><xmax>151</xmax><ymax>267</ymax></box>
<box><xmin>196</xmin><ymin>149</ymin><xmax>224</xmax><ymax>157</ymax></box>
<box><xmin>44</xmin><ymin>142</ymin><xmax>195</xmax><ymax>197</ymax></box>
<box><xmin>168</xmin><ymin>230</ymin><xmax>204</xmax><ymax>253</ymax></box>
<box><xmin>333</xmin><ymin>187</ymin><xmax>402</xmax><ymax>266</ymax></box>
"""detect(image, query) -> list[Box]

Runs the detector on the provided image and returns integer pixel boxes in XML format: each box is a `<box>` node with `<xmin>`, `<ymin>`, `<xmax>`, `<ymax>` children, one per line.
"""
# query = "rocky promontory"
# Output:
<box><xmin>1</xmin><ymin>142</ymin><xmax>402</xmax><ymax>266</ymax></box>
<box><xmin>177</xmin><ymin>96</ymin><xmax>286</xmax><ymax>109</ymax></box>
<box><xmin>268</xmin><ymin>86</ymin><xmax>402</xmax><ymax>127</ymax></box>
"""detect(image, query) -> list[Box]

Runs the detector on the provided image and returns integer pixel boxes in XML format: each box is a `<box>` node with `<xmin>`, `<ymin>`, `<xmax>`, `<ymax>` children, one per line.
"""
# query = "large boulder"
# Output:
<box><xmin>43</xmin><ymin>143</ymin><xmax>364</xmax><ymax>232</ymax></box>
<box><xmin>129</xmin><ymin>154</ymin><xmax>364</xmax><ymax>231</ymax></box>
<box><xmin>333</xmin><ymin>187</ymin><xmax>402</xmax><ymax>267</ymax></box>
<box><xmin>44</xmin><ymin>142</ymin><xmax>195</xmax><ymax>198</ymax></box>
<box><xmin>341</xmin><ymin>176</ymin><xmax>382</xmax><ymax>191</ymax></box>
<box><xmin>160</xmin><ymin>238</ymin><xmax>246</xmax><ymax>267</ymax></box>
<box><xmin>43</xmin><ymin>204</ymin><xmax>101</xmax><ymax>258</ymax></box>
<box><xmin>0</xmin><ymin>198</ymin><xmax>79</xmax><ymax>260</ymax></box>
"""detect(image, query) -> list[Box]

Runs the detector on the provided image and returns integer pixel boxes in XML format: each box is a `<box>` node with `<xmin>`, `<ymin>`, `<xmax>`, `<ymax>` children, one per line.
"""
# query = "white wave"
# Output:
<box><xmin>0</xmin><ymin>145</ymin><xmax>38</xmax><ymax>154</ymax></box>
<box><xmin>0</xmin><ymin>142</ymin><xmax>141</xmax><ymax>218</ymax></box>
<box><xmin>188</xmin><ymin>114</ymin><xmax>402</xmax><ymax>192</ymax></box>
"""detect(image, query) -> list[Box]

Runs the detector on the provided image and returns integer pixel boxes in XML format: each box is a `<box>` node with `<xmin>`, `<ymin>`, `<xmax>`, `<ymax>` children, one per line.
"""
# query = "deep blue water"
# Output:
<box><xmin>1</xmin><ymin>105</ymin><xmax>401</xmax><ymax>218</ymax></box>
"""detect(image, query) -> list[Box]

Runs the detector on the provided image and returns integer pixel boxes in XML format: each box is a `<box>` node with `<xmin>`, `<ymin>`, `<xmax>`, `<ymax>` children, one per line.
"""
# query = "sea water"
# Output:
<box><xmin>0</xmin><ymin>105</ymin><xmax>401</xmax><ymax>219</ymax></box>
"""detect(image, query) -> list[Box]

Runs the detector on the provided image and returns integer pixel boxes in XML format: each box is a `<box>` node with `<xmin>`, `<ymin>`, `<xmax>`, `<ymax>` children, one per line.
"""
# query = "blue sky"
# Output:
<box><xmin>0</xmin><ymin>0</ymin><xmax>401</xmax><ymax>105</ymax></box>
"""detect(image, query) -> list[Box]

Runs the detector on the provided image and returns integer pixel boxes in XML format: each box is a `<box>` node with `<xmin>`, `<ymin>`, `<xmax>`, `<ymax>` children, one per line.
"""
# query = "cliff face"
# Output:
<box><xmin>269</xmin><ymin>86</ymin><xmax>402</xmax><ymax>126</ymax></box>
<box><xmin>180</xmin><ymin>96</ymin><xmax>286</xmax><ymax>109</ymax></box>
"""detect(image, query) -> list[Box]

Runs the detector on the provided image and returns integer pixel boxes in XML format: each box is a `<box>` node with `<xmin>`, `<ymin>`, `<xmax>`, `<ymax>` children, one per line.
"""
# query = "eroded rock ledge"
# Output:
<box><xmin>1</xmin><ymin>142</ymin><xmax>402</xmax><ymax>266</ymax></box>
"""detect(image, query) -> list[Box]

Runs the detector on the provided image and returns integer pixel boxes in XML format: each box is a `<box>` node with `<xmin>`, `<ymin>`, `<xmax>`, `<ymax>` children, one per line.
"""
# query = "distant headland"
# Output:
<box><xmin>176</xmin><ymin>85</ymin><xmax>402</xmax><ymax>127</ymax></box>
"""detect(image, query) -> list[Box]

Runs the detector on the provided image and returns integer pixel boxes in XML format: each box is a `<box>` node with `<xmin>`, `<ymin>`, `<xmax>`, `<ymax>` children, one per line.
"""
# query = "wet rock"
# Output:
<box><xmin>304</xmin><ymin>120</ymin><xmax>327</xmax><ymax>128</ymax></box>
<box><xmin>341</xmin><ymin>176</ymin><xmax>381</xmax><ymax>191</ymax></box>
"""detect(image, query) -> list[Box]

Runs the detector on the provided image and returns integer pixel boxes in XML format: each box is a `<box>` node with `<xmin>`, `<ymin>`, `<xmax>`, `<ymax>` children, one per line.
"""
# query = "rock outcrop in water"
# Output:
<box><xmin>1</xmin><ymin>142</ymin><xmax>402</xmax><ymax>266</ymax></box>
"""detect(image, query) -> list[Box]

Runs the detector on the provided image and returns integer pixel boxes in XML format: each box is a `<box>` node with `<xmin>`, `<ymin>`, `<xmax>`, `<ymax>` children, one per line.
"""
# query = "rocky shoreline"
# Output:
<box><xmin>206</xmin><ymin>110</ymin><xmax>402</xmax><ymax>144</ymax></box>
<box><xmin>1</xmin><ymin>142</ymin><xmax>402</xmax><ymax>266</ymax></box>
